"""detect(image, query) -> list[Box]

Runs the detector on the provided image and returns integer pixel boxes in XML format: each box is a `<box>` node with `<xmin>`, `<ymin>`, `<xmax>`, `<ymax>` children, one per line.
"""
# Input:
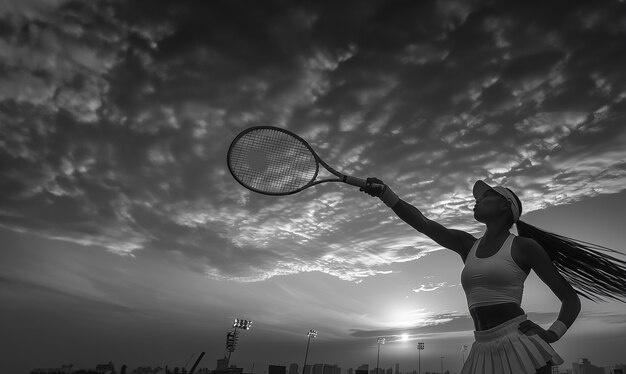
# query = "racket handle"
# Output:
<box><xmin>344</xmin><ymin>175</ymin><xmax>386</xmax><ymax>194</ymax></box>
<box><xmin>344</xmin><ymin>175</ymin><xmax>387</xmax><ymax>190</ymax></box>
<box><xmin>343</xmin><ymin>175</ymin><xmax>368</xmax><ymax>188</ymax></box>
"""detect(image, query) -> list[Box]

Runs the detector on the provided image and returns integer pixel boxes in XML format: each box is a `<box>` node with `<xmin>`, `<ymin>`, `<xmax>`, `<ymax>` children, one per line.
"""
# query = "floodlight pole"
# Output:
<box><xmin>302</xmin><ymin>330</ymin><xmax>317</xmax><ymax>374</ymax></box>
<box><xmin>226</xmin><ymin>318</ymin><xmax>252</xmax><ymax>367</ymax></box>
<box><xmin>376</xmin><ymin>337</ymin><xmax>385</xmax><ymax>374</ymax></box>
<box><xmin>226</xmin><ymin>329</ymin><xmax>236</xmax><ymax>367</ymax></box>
<box><xmin>417</xmin><ymin>342</ymin><xmax>424</xmax><ymax>374</ymax></box>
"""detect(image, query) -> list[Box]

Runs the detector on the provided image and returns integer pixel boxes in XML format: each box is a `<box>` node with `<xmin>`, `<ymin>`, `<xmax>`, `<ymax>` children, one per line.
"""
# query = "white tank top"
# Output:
<box><xmin>461</xmin><ymin>234</ymin><xmax>528</xmax><ymax>310</ymax></box>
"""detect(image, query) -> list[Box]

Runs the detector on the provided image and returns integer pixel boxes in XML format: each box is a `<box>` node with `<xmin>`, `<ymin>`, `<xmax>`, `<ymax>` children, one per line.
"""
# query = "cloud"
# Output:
<box><xmin>0</xmin><ymin>274</ymin><xmax>133</xmax><ymax>314</ymax></box>
<box><xmin>348</xmin><ymin>310</ymin><xmax>558</xmax><ymax>339</ymax></box>
<box><xmin>1</xmin><ymin>0</ymin><xmax>626</xmax><ymax>283</ymax></box>
<box><xmin>412</xmin><ymin>282</ymin><xmax>450</xmax><ymax>293</ymax></box>
<box><xmin>349</xmin><ymin>311</ymin><xmax>474</xmax><ymax>338</ymax></box>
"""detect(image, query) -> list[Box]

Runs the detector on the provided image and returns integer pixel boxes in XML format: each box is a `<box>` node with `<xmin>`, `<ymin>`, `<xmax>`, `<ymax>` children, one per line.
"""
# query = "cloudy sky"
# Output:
<box><xmin>1</xmin><ymin>0</ymin><xmax>626</xmax><ymax>373</ymax></box>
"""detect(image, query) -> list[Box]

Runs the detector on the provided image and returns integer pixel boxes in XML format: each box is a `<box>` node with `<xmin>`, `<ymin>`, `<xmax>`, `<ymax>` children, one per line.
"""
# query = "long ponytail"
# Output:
<box><xmin>516</xmin><ymin>219</ymin><xmax>626</xmax><ymax>303</ymax></box>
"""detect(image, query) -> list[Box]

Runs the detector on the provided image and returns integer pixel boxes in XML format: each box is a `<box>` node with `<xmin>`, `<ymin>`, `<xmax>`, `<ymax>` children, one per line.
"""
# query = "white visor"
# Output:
<box><xmin>473</xmin><ymin>180</ymin><xmax>521</xmax><ymax>222</ymax></box>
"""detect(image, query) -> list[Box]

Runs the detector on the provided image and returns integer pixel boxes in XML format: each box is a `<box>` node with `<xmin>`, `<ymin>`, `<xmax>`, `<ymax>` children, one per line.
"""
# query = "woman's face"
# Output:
<box><xmin>473</xmin><ymin>190</ymin><xmax>508</xmax><ymax>223</ymax></box>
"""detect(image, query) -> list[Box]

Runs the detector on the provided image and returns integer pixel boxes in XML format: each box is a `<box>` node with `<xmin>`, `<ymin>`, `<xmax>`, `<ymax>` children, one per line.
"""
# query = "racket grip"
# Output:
<box><xmin>345</xmin><ymin>175</ymin><xmax>386</xmax><ymax>190</ymax></box>
<box><xmin>343</xmin><ymin>175</ymin><xmax>368</xmax><ymax>188</ymax></box>
<box><xmin>344</xmin><ymin>175</ymin><xmax>386</xmax><ymax>191</ymax></box>
<box><xmin>344</xmin><ymin>175</ymin><xmax>387</xmax><ymax>196</ymax></box>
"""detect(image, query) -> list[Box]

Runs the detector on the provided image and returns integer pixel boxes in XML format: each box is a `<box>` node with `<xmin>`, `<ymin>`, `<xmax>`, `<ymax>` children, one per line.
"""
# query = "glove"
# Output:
<box><xmin>360</xmin><ymin>177</ymin><xmax>399</xmax><ymax>207</ymax></box>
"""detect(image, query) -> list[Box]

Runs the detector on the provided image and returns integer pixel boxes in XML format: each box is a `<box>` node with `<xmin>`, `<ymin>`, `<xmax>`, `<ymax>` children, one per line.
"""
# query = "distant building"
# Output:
<box><xmin>304</xmin><ymin>365</ymin><xmax>312</xmax><ymax>374</ymax></box>
<box><xmin>269</xmin><ymin>365</ymin><xmax>286</xmax><ymax>374</ymax></box>
<box><xmin>323</xmin><ymin>364</ymin><xmax>341</xmax><ymax>374</ymax></box>
<box><xmin>96</xmin><ymin>361</ymin><xmax>116</xmax><ymax>374</ymax></box>
<box><xmin>572</xmin><ymin>358</ymin><xmax>604</xmax><ymax>374</ymax></box>
<box><xmin>30</xmin><ymin>366</ymin><xmax>73</xmax><ymax>374</ymax></box>
<box><xmin>313</xmin><ymin>364</ymin><xmax>325</xmax><ymax>374</ymax></box>
<box><xmin>347</xmin><ymin>368</ymin><xmax>353</xmax><ymax>374</ymax></box>
<box><xmin>216</xmin><ymin>358</ymin><xmax>229</xmax><ymax>371</ymax></box>
<box><xmin>612</xmin><ymin>364</ymin><xmax>626</xmax><ymax>374</ymax></box>
<box><xmin>132</xmin><ymin>367</ymin><xmax>163</xmax><ymax>374</ymax></box>
<box><xmin>394</xmin><ymin>363</ymin><xmax>399</xmax><ymax>374</ymax></box>
<box><xmin>289</xmin><ymin>363</ymin><xmax>299</xmax><ymax>374</ymax></box>
<box><xmin>212</xmin><ymin>358</ymin><xmax>244</xmax><ymax>374</ymax></box>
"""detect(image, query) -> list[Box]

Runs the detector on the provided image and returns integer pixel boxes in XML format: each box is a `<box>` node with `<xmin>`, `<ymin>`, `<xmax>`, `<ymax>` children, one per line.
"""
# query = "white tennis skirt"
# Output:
<box><xmin>461</xmin><ymin>314</ymin><xmax>564</xmax><ymax>374</ymax></box>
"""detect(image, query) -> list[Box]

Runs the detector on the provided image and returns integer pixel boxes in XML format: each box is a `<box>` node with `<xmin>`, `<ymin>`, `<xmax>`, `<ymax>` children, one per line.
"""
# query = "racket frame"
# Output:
<box><xmin>227</xmin><ymin>126</ymin><xmax>367</xmax><ymax>196</ymax></box>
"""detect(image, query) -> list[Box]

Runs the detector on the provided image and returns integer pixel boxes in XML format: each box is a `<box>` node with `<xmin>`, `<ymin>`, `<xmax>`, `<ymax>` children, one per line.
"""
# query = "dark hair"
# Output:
<box><xmin>506</xmin><ymin>187</ymin><xmax>523</xmax><ymax>228</ymax></box>
<box><xmin>516</xmin><ymin>220</ymin><xmax>626</xmax><ymax>303</ymax></box>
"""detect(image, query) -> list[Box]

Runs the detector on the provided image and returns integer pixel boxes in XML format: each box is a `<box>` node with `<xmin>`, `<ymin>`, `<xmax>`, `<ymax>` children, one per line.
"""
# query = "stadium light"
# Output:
<box><xmin>376</xmin><ymin>337</ymin><xmax>386</xmax><ymax>374</ymax></box>
<box><xmin>226</xmin><ymin>318</ymin><xmax>252</xmax><ymax>367</ymax></box>
<box><xmin>417</xmin><ymin>342</ymin><xmax>424</xmax><ymax>374</ymax></box>
<box><xmin>233</xmin><ymin>318</ymin><xmax>252</xmax><ymax>330</ymax></box>
<box><xmin>302</xmin><ymin>330</ymin><xmax>318</xmax><ymax>374</ymax></box>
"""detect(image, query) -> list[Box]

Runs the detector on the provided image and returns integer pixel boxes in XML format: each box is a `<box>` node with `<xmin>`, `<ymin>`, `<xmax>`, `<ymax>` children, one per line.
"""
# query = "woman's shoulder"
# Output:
<box><xmin>511</xmin><ymin>235</ymin><xmax>546</xmax><ymax>272</ymax></box>
<box><xmin>512</xmin><ymin>235</ymin><xmax>544</xmax><ymax>252</ymax></box>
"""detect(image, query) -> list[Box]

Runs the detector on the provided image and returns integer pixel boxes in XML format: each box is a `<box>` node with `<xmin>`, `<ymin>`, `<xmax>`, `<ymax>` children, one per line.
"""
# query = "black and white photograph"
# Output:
<box><xmin>2</xmin><ymin>1</ymin><xmax>626</xmax><ymax>373</ymax></box>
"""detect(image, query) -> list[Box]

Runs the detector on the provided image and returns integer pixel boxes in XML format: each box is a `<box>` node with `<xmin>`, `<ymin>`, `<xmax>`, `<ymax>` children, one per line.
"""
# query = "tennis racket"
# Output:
<box><xmin>227</xmin><ymin>126</ymin><xmax>376</xmax><ymax>196</ymax></box>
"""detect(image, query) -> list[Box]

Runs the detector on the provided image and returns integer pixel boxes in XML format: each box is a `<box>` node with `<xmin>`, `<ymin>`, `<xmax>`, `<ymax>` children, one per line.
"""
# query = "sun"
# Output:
<box><xmin>400</xmin><ymin>333</ymin><xmax>409</xmax><ymax>341</ymax></box>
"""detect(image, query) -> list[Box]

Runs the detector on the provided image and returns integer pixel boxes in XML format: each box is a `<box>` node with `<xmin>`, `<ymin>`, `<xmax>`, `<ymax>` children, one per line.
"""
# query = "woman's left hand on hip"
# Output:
<box><xmin>518</xmin><ymin>320</ymin><xmax>558</xmax><ymax>343</ymax></box>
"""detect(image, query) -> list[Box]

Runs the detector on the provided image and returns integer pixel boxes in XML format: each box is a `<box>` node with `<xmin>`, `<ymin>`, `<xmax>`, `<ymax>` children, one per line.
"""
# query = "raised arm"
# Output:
<box><xmin>361</xmin><ymin>178</ymin><xmax>476</xmax><ymax>260</ymax></box>
<box><xmin>392</xmin><ymin>199</ymin><xmax>476</xmax><ymax>259</ymax></box>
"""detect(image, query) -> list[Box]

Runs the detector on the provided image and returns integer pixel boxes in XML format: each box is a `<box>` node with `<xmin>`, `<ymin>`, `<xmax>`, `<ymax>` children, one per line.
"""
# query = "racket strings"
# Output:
<box><xmin>229</xmin><ymin>128</ymin><xmax>317</xmax><ymax>194</ymax></box>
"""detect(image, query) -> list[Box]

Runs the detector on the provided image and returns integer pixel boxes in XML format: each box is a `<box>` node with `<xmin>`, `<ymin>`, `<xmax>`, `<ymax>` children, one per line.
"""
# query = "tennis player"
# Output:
<box><xmin>361</xmin><ymin>178</ymin><xmax>625</xmax><ymax>374</ymax></box>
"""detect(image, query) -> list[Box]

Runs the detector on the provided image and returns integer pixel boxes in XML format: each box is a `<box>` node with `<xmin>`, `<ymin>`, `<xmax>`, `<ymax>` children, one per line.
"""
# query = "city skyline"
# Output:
<box><xmin>28</xmin><ymin>357</ymin><xmax>626</xmax><ymax>374</ymax></box>
<box><xmin>2</xmin><ymin>0</ymin><xmax>626</xmax><ymax>374</ymax></box>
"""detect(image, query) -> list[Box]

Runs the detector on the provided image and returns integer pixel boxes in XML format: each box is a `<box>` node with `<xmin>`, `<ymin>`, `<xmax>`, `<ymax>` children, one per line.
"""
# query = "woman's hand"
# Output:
<box><xmin>518</xmin><ymin>320</ymin><xmax>559</xmax><ymax>343</ymax></box>
<box><xmin>360</xmin><ymin>177</ymin><xmax>386</xmax><ymax>197</ymax></box>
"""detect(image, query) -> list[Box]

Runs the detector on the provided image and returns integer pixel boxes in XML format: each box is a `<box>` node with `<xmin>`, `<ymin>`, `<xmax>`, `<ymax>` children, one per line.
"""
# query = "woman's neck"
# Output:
<box><xmin>483</xmin><ymin>221</ymin><xmax>511</xmax><ymax>243</ymax></box>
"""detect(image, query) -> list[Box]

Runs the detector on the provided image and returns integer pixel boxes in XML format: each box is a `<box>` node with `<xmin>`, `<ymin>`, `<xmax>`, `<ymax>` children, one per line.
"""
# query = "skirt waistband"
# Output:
<box><xmin>474</xmin><ymin>314</ymin><xmax>528</xmax><ymax>341</ymax></box>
